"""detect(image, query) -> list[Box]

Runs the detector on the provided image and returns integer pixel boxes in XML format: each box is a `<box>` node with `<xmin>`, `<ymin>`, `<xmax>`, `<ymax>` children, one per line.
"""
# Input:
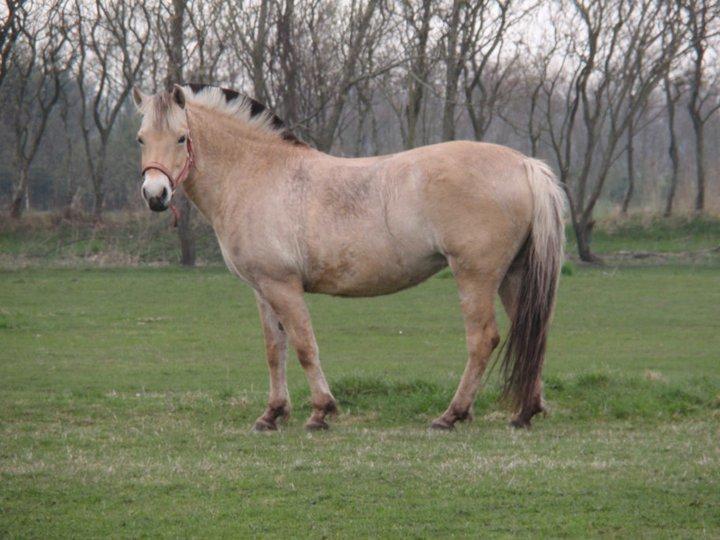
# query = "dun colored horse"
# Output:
<box><xmin>132</xmin><ymin>84</ymin><xmax>565</xmax><ymax>431</ymax></box>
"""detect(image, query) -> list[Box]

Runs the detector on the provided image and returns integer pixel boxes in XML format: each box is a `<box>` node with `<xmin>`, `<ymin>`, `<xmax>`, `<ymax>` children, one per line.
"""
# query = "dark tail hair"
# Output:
<box><xmin>501</xmin><ymin>158</ymin><xmax>565</xmax><ymax>413</ymax></box>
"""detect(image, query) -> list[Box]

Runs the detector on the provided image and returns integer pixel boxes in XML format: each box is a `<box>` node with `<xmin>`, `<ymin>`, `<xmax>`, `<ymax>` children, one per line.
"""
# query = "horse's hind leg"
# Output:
<box><xmin>252</xmin><ymin>293</ymin><xmax>291</xmax><ymax>431</ymax></box>
<box><xmin>499</xmin><ymin>269</ymin><xmax>546</xmax><ymax>427</ymax></box>
<box><xmin>431</xmin><ymin>260</ymin><xmax>501</xmax><ymax>430</ymax></box>
<box><xmin>257</xmin><ymin>277</ymin><xmax>337</xmax><ymax>430</ymax></box>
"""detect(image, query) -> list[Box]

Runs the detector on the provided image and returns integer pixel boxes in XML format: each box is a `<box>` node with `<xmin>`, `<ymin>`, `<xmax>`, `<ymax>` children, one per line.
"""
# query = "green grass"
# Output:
<box><xmin>1</xmin><ymin>266</ymin><xmax>719</xmax><ymax>537</ymax></box>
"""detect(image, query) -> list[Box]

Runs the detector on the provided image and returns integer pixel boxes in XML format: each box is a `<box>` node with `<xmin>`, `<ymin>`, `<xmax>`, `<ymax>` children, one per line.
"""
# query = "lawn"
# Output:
<box><xmin>1</xmin><ymin>265</ymin><xmax>719</xmax><ymax>537</ymax></box>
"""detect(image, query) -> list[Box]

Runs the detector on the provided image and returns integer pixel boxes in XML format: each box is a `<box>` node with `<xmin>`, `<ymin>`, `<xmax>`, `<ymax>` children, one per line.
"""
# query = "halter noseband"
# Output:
<box><xmin>141</xmin><ymin>137</ymin><xmax>195</xmax><ymax>227</ymax></box>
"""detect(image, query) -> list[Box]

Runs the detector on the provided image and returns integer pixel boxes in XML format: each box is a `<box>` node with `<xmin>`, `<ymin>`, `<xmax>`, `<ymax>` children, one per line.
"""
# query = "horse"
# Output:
<box><xmin>132</xmin><ymin>84</ymin><xmax>565</xmax><ymax>431</ymax></box>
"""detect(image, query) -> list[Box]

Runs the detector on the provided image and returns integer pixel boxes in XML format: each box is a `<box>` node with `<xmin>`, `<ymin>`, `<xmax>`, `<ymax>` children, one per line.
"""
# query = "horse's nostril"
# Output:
<box><xmin>161</xmin><ymin>186</ymin><xmax>168</xmax><ymax>200</ymax></box>
<box><xmin>147</xmin><ymin>196</ymin><xmax>167</xmax><ymax>212</ymax></box>
<box><xmin>142</xmin><ymin>186</ymin><xmax>148</xmax><ymax>200</ymax></box>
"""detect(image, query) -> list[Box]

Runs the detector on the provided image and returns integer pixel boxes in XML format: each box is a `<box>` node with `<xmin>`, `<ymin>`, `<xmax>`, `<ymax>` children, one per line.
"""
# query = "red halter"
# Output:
<box><xmin>141</xmin><ymin>137</ymin><xmax>195</xmax><ymax>227</ymax></box>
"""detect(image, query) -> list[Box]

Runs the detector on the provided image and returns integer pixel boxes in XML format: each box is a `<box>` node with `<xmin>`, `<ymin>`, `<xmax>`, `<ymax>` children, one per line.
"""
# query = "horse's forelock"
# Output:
<box><xmin>140</xmin><ymin>92</ymin><xmax>185</xmax><ymax>132</ymax></box>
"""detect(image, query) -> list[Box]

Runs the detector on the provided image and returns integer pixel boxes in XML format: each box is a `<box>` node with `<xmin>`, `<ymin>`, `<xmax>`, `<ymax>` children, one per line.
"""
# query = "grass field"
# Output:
<box><xmin>1</xmin><ymin>264</ymin><xmax>719</xmax><ymax>537</ymax></box>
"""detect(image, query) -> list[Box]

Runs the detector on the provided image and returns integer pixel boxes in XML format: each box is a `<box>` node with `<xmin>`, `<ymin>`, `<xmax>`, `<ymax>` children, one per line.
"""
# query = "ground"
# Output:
<box><xmin>1</xmin><ymin>262</ymin><xmax>718</xmax><ymax>537</ymax></box>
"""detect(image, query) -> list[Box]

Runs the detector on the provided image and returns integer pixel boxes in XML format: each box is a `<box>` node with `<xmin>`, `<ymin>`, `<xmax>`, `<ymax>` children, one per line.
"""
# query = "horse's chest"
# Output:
<box><xmin>217</xmin><ymin>237</ymin><xmax>254</xmax><ymax>284</ymax></box>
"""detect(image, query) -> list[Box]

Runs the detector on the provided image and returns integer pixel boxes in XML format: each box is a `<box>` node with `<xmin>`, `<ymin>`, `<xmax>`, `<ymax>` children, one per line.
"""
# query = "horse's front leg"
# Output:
<box><xmin>253</xmin><ymin>293</ymin><xmax>291</xmax><ymax>431</ymax></box>
<box><xmin>257</xmin><ymin>277</ymin><xmax>337</xmax><ymax>430</ymax></box>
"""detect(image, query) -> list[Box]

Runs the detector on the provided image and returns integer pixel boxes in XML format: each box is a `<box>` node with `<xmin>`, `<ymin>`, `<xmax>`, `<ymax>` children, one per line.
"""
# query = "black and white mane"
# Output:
<box><xmin>182</xmin><ymin>83</ymin><xmax>305</xmax><ymax>145</ymax></box>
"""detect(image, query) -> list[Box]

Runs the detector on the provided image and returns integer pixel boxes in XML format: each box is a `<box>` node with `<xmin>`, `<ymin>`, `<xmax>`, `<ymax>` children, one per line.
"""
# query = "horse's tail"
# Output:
<box><xmin>500</xmin><ymin>158</ymin><xmax>565</xmax><ymax>413</ymax></box>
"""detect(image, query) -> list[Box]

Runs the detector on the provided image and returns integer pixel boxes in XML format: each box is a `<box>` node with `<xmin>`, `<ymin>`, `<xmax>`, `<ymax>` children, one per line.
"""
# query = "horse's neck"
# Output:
<box><xmin>182</xmin><ymin>107</ymin><xmax>309</xmax><ymax>226</ymax></box>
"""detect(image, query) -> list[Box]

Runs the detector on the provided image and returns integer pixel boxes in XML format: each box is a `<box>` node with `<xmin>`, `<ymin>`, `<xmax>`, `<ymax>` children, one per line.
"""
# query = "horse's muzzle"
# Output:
<box><xmin>141</xmin><ymin>171</ymin><xmax>172</xmax><ymax>212</ymax></box>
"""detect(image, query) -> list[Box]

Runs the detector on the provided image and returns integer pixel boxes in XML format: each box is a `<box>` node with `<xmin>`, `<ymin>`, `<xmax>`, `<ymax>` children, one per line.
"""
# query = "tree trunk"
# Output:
<box><xmin>693</xmin><ymin>121</ymin><xmax>705</xmax><ymax>213</ymax></box>
<box><xmin>166</xmin><ymin>0</ymin><xmax>185</xmax><ymax>85</ymax></box>
<box><xmin>9</xmin><ymin>164</ymin><xmax>29</xmax><ymax>219</ymax></box>
<box><xmin>91</xmin><ymin>147</ymin><xmax>107</xmax><ymax>222</ymax></box>
<box><xmin>92</xmin><ymin>187</ymin><xmax>104</xmax><ymax>222</ymax></box>
<box><xmin>166</xmin><ymin>0</ymin><xmax>196</xmax><ymax>266</ymax></box>
<box><xmin>64</xmin><ymin>188</ymin><xmax>83</xmax><ymax>219</ymax></box>
<box><xmin>621</xmin><ymin>112</ymin><xmax>635</xmax><ymax>214</ymax></box>
<box><xmin>252</xmin><ymin>0</ymin><xmax>271</xmax><ymax>104</ymax></box>
<box><xmin>663</xmin><ymin>78</ymin><xmax>680</xmax><ymax>217</ymax></box>
<box><xmin>687</xmin><ymin>26</ymin><xmax>707</xmax><ymax>214</ymax></box>
<box><xmin>404</xmin><ymin>0</ymin><xmax>432</xmax><ymax>150</ymax></box>
<box><xmin>441</xmin><ymin>0</ymin><xmax>461</xmax><ymax>142</ymax></box>
<box><xmin>278</xmin><ymin>0</ymin><xmax>297</xmax><ymax>124</ymax></box>
<box><xmin>573</xmin><ymin>217</ymin><xmax>600</xmax><ymax>264</ymax></box>
<box><xmin>176</xmin><ymin>192</ymin><xmax>195</xmax><ymax>266</ymax></box>
<box><xmin>564</xmin><ymin>187</ymin><xmax>601</xmax><ymax>264</ymax></box>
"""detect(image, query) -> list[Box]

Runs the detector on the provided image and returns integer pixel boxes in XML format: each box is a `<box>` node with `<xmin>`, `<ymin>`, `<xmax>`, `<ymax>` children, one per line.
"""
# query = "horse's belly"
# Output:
<box><xmin>305</xmin><ymin>248</ymin><xmax>447</xmax><ymax>297</ymax></box>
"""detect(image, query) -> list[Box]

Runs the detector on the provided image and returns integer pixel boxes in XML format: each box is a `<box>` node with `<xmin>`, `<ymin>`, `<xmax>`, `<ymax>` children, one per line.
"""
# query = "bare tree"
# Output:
<box><xmin>73</xmin><ymin>0</ymin><xmax>150</xmax><ymax>221</ymax></box>
<box><xmin>438</xmin><ymin>0</ymin><xmax>470</xmax><ymax>141</ymax></box>
<box><xmin>378</xmin><ymin>0</ymin><xmax>437</xmax><ymax>150</ymax></box>
<box><xmin>663</xmin><ymin>74</ymin><xmax>684</xmax><ymax>217</ymax></box>
<box><xmin>223</xmin><ymin>0</ymin><xmax>274</xmax><ymax>103</ymax></box>
<box><xmin>524</xmin><ymin>44</ymin><xmax>558</xmax><ymax>157</ymax></box>
<box><xmin>620</xmin><ymin>90</ymin><xmax>664</xmax><ymax>214</ymax></box>
<box><xmin>401</xmin><ymin>0</ymin><xmax>434</xmax><ymax>149</ymax></box>
<box><xmin>621</xmin><ymin>99</ymin><xmax>637</xmax><ymax>215</ymax></box>
<box><xmin>542</xmin><ymin>0</ymin><xmax>684</xmax><ymax>261</ymax></box>
<box><xmin>313</xmin><ymin>0</ymin><xmax>384</xmax><ymax>151</ymax></box>
<box><xmin>255</xmin><ymin>0</ymin><xmax>274</xmax><ymax>103</ymax></box>
<box><xmin>498</xmin><ymin>37</ymin><xmax>562</xmax><ymax>157</ymax></box>
<box><xmin>6</xmin><ymin>1</ymin><xmax>68</xmax><ymax>218</ymax></box>
<box><xmin>162</xmin><ymin>0</ymin><xmax>196</xmax><ymax>266</ymax></box>
<box><xmin>273</xmin><ymin>0</ymin><xmax>301</xmax><ymax>121</ymax></box>
<box><xmin>461</xmin><ymin>0</ymin><xmax>525</xmax><ymax>141</ymax></box>
<box><xmin>57</xmin><ymin>87</ymin><xmax>83</xmax><ymax>217</ymax></box>
<box><xmin>684</xmin><ymin>0</ymin><xmax>720</xmax><ymax>213</ymax></box>
<box><xmin>184</xmin><ymin>1</ymin><xmax>226</xmax><ymax>82</ymax></box>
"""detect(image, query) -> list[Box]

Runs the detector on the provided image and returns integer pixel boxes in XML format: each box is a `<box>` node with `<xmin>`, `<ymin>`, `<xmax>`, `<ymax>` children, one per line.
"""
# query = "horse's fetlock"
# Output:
<box><xmin>313</xmin><ymin>396</ymin><xmax>337</xmax><ymax>415</ymax></box>
<box><xmin>268</xmin><ymin>401</ymin><xmax>291</xmax><ymax>420</ymax></box>
<box><xmin>451</xmin><ymin>405</ymin><xmax>473</xmax><ymax>422</ymax></box>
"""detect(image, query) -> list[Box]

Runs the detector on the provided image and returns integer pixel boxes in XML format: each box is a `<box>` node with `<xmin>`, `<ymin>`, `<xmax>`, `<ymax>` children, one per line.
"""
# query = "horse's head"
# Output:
<box><xmin>132</xmin><ymin>85</ymin><xmax>192</xmax><ymax>213</ymax></box>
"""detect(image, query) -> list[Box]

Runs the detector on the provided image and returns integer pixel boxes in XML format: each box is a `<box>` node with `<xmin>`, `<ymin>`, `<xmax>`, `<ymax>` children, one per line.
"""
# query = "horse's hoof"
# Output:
<box><xmin>252</xmin><ymin>418</ymin><xmax>277</xmax><ymax>432</ymax></box>
<box><xmin>429</xmin><ymin>418</ymin><xmax>454</xmax><ymax>431</ymax></box>
<box><xmin>305</xmin><ymin>419</ymin><xmax>330</xmax><ymax>431</ymax></box>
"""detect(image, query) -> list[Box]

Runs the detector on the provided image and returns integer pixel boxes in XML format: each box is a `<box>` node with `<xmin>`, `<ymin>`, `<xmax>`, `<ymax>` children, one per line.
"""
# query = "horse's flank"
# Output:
<box><xmin>134</xmin><ymin>85</ymin><xmax>565</xmax><ymax>431</ymax></box>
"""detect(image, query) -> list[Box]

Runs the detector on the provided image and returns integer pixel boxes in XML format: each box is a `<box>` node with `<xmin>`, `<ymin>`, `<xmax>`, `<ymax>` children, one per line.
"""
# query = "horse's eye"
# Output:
<box><xmin>177</xmin><ymin>135</ymin><xmax>186</xmax><ymax>144</ymax></box>
<box><xmin>137</xmin><ymin>137</ymin><xmax>144</xmax><ymax>145</ymax></box>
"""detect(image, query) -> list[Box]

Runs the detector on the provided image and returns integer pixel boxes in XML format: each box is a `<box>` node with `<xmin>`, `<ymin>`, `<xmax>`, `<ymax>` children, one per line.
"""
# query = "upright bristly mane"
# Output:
<box><xmin>181</xmin><ymin>84</ymin><xmax>306</xmax><ymax>146</ymax></box>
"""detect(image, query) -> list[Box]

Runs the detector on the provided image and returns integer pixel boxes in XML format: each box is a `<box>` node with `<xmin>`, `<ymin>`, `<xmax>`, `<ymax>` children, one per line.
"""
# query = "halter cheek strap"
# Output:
<box><xmin>141</xmin><ymin>137</ymin><xmax>195</xmax><ymax>227</ymax></box>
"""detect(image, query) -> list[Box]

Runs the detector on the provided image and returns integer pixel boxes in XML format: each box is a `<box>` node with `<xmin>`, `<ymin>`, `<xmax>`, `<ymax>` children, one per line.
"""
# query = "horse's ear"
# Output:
<box><xmin>172</xmin><ymin>84</ymin><xmax>186</xmax><ymax>109</ymax></box>
<box><xmin>132</xmin><ymin>86</ymin><xmax>146</xmax><ymax>108</ymax></box>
